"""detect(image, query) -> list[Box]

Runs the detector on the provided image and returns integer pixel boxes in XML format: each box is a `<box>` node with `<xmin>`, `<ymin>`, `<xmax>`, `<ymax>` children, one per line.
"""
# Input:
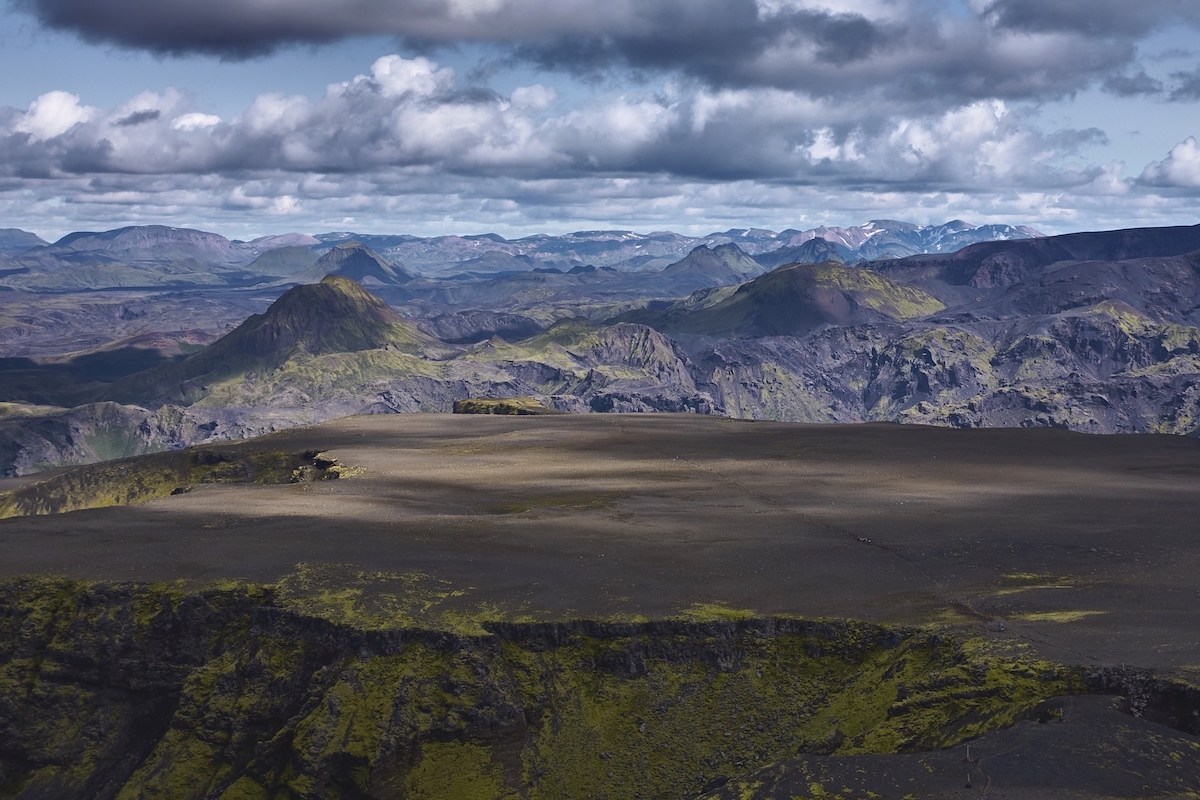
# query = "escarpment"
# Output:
<box><xmin>6</xmin><ymin>578</ymin><xmax>1198</xmax><ymax>800</ymax></box>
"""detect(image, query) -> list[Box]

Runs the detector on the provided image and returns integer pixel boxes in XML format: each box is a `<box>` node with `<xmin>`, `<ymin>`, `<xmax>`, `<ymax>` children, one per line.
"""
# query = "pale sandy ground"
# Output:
<box><xmin>3</xmin><ymin>413</ymin><xmax>1199</xmax><ymax>673</ymax></box>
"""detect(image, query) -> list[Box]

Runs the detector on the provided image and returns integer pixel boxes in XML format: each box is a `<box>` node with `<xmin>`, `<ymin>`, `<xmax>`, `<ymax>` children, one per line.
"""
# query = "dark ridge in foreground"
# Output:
<box><xmin>2</xmin><ymin>577</ymin><xmax>1197</xmax><ymax>800</ymax></box>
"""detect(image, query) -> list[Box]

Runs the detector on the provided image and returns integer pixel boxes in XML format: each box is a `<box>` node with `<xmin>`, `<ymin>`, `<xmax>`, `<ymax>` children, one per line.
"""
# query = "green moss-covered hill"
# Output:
<box><xmin>621</xmin><ymin>261</ymin><xmax>945</xmax><ymax>338</ymax></box>
<box><xmin>105</xmin><ymin>275</ymin><xmax>433</xmax><ymax>406</ymax></box>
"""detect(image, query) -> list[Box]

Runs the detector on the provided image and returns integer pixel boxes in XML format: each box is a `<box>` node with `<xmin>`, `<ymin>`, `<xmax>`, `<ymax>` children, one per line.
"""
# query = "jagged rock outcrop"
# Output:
<box><xmin>416</xmin><ymin>310</ymin><xmax>545</xmax><ymax>344</ymax></box>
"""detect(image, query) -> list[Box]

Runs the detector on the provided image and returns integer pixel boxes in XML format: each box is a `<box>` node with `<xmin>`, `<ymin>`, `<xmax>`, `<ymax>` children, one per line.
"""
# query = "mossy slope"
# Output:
<box><xmin>0</xmin><ymin>446</ymin><xmax>357</xmax><ymax>518</ymax></box>
<box><xmin>622</xmin><ymin>262</ymin><xmax>944</xmax><ymax>338</ymax></box>
<box><xmin>452</xmin><ymin>397</ymin><xmax>559</xmax><ymax>415</ymax></box>
<box><xmin>105</xmin><ymin>275</ymin><xmax>432</xmax><ymax>406</ymax></box>
<box><xmin>0</xmin><ymin>578</ymin><xmax>1097</xmax><ymax>800</ymax></box>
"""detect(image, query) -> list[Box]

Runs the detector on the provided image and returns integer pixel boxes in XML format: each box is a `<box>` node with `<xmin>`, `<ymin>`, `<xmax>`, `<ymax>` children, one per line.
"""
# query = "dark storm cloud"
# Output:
<box><xmin>10</xmin><ymin>0</ymin><xmax>1198</xmax><ymax>102</ymax></box>
<box><xmin>1168</xmin><ymin>68</ymin><xmax>1200</xmax><ymax>101</ymax></box>
<box><xmin>511</xmin><ymin>5</ymin><xmax>895</xmax><ymax>87</ymax></box>
<box><xmin>1102</xmin><ymin>71</ymin><xmax>1164</xmax><ymax>97</ymax></box>
<box><xmin>113</xmin><ymin>109</ymin><xmax>161</xmax><ymax>126</ymax></box>
<box><xmin>981</xmin><ymin>0</ymin><xmax>1200</xmax><ymax>37</ymax></box>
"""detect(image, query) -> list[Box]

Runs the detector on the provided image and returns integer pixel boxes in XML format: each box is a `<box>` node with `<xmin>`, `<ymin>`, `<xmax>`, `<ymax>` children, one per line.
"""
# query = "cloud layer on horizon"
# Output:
<box><xmin>2</xmin><ymin>0</ymin><xmax>1200</xmax><ymax>237</ymax></box>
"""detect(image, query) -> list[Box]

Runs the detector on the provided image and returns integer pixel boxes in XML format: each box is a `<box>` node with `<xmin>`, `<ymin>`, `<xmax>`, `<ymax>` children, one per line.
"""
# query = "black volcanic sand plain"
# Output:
<box><xmin>4</xmin><ymin>413</ymin><xmax>1200</xmax><ymax>800</ymax></box>
<box><xmin>4</xmin><ymin>413</ymin><xmax>1200</xmax><ymax>674</ymax></box>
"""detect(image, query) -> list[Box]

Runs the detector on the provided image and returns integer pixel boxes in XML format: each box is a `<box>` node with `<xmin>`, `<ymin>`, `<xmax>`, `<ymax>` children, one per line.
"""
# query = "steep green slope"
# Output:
<box><xmin>106</xmin><ymin>275</ymin><xmax>432</xmax><ymax>405</ymax></box>
<box><xmin>624</xmin><ymin>261</ymin><xmax>944</xmax><ymax>338</ymax></box>
<box><xmin>0</xmin><ymin>577</ymin><xmax>1097</xmax><ymax>800</ymax></box>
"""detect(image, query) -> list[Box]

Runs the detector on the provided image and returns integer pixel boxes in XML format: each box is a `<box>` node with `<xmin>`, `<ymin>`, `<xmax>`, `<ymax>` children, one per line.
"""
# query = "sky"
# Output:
<box><xmin>2</xmin><ymin>0</ymin><xmax>1200</xmax><ymax>241</ymax></box>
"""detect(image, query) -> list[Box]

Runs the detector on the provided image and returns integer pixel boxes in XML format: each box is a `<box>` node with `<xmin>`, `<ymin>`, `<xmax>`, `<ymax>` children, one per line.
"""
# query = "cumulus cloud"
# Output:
<box><xmin>1139</xmin><ymin>137</ymin><xmax>1200</xmax><ymax>187</ymax></box>
<box><xmin>14</xmin><ymin>91</ymin><xmax>95</xmax><ymax>140</ymax></box>
<box><xmin>11</xmin><ymin>0</ymin><xmax>1198</xmax><ymax>104</ymax></box>
<box><xmin>172</xmin><ymin>113</ymin><xmax>221</xmax><ymax>131</ymax></box>
<box><xmin>1</xmin><ymin>49</ymin><xmax>1196</xmax><ymax>238</ymax></box>
<box><xmin>0</xmin><ymin>55</ymin><xmax>1114</xmax><ymax>192</ymax></box>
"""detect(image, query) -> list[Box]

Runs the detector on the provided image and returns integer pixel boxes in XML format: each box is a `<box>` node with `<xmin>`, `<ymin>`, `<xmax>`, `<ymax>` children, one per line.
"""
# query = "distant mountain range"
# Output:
<box><xmin>0</xmin><ymin>228</ymin><xmax>49</xmax><ymax>256</ymax></box>
<box><xmin>316</xmin><ymin>220</ymin><xmax>1042</xmax><ymax>275</ymax></box>
<box><xmin>3</xmin><ymin>221</ymin><xmax>1200</xmax><ymax>476</ymax></box>
<box><xmin>0</xmin><ymin>219</ymin><xmax>1041</xmax><ymax>292</ymax></box>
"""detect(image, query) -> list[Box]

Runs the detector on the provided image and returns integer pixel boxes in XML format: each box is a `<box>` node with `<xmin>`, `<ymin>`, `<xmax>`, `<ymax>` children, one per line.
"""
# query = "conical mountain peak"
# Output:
<box><xmin>106</xmin><ymin>277</ymin><xmax>429</xmax><ymax>404</ymax></box>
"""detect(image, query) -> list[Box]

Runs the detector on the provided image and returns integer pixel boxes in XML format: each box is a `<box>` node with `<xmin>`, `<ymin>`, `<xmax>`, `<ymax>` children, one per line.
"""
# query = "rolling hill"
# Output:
<box><xmin>655</xmin><ymin>243</ymin><xmax>767</xmax><ymax>292</ymax></box>
<box><xmin>620</xmin><ymin>261</ymin><xmax>945</xmax><ymax>337</ymax></box>
<box><xmin>244</xmin><ymin>245</ymin><xmax>321</xmax><ymax>277</ymax></box>
<box><xmin>753</xmin><ymin>238</ymin><xmax>851</xmax><ymax>270</ymax></box>
<box><xmin>0</xmin><ymin>228</ymin><xmax>48</xmax><ymax>255</ymax></box>
<box><xmin>287</xmin><ymin>241</ymin><xmax>416</xmax><ymax>286</ymax></box>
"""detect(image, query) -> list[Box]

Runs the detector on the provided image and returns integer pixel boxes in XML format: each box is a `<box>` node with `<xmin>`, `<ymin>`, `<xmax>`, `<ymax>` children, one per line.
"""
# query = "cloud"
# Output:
<box><xmin>3</xmin><ymin>51</ymin><xmax>1198</xmax><ymax>239</ymax></box>
<box><xmin>0</xmin><ymin>55</ymin><xmax>1114</xmax><ymax>192</ymax></box>
<box><xmin>371</xmin><ymin>55</ymin><xmax>456</xmax><ymax>98</ymax></box>
<box><xmin>11</xmin><ymin>0</ymin><xmax>1198</xmax><ymax>105</ymax></box>
<box><xmin>172</xmin><ymin>113</ymin><xmax>221</xmax><ymax>131</ymax></box>
<box><xmin>14</xmin><ymin>90</ymin><xmax>95</xmax><ymax>140</ymax></box>
<box><xmin>1168</xmin><ymin>68</ymin><xmax>1200</xmax><ymax>101</ymax></box>
<box><xmin>1102</xmin><ymin>71</ymin><xmax>1164</xmax><ymax>97</ymax></box>
<box><xmin>5</xmin><ymin>165</ymin><xmax>1199</xmax><ymax>244</ymax></box>
<box><xmin>978</xmin><ymin>0</ymin><xmax>1200</xmax><ymax>37</ymax></box>
<box><xmin>1139</xmin><ymin>137</ymin><xmax>1200</xmax><ymax>187</ymax></box>
<box><xmin>113</xmin><ymin>108</ymin><xmax>161</xmax><ymax>126</ymax></box>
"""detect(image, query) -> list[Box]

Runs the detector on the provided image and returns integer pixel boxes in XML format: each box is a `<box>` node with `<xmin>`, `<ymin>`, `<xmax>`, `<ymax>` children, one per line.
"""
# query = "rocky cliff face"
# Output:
<box><xmin>0</xmin><ymin>578</ymin><xmax>1104</xmax><ymax>800</ymax></box>
<box><xmin>691</xmin><ymin>300</ymin><xmax>1200</xmax><ymax>433</ymax></box>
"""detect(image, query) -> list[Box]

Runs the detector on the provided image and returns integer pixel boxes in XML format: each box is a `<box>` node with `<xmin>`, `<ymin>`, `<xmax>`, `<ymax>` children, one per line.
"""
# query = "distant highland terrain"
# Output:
<box><xmin>3</xmin><ymin>220</ymin><xmax>1200</xmax><ymax>475</ymax></box>
<box><xmin>0</xmin><ymin>219</ymin><xmax>1039</xmax><ymax>292</ymax></box>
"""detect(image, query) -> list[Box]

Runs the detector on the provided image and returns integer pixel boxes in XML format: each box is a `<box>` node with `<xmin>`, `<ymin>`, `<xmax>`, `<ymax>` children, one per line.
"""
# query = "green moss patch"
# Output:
<box><xmin>453</xmin><ymin>397</ymin><xmax>560</xmax><ymax>415</ymax></box>
<box><xmin>0</xmin><ymin>447</ymin><xmax>361</xmax><ymax>518</ymax></box>
<box><xmin>0</xmin><ymin>576</ymin><xmax>1111</xmax><ymax>800</ymax></box>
